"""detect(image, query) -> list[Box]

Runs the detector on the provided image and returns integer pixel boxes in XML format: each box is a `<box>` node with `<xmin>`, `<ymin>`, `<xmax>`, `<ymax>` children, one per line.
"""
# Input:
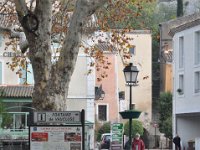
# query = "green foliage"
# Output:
<box><xmin>1</xmin><ymin>113</ymin><xmax>12</xmax><ymax>128</ymax></box>
<box><xmin>0</xmin><ymin>100</ymin><xmax>12</xmax><ymax>128</ymax></box>
<box><xmin>158</xmin><ymin>92</ymin><xmax>172</xmax><ymax>139</ymax></box>
<box><xmin>96</xmin><ymin>122</ymin><xmax>111</xmax><ymax>141</ymax></box>
<box><xmin>127</xmin><ymin>1</ymin><xmax>176</xmax><ymax>79</ymax></box>
<box><xmin>124</xmin><ymin>120</ymin><xmax>144</xmax><ymax>137</ymax></box>
<box><xmin>161</xmin><ymin>117</ymin><xmax>172</xmax><ymax>139</ymax></box>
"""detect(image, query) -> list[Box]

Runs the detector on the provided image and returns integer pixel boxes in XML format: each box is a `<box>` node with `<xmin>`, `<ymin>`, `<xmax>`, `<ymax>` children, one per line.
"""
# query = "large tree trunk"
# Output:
<box><xmin>13</xmin><ymin>0</ymin><xmax>106</xmax><ymax>111</ymax></box>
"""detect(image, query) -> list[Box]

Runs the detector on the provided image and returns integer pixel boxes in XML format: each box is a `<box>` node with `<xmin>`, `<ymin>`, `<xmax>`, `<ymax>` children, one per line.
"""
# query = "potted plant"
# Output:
<box><xmin>177</xmin><ymin>88</ymin><xmax>183</xmax><ymax>95</ymax></box>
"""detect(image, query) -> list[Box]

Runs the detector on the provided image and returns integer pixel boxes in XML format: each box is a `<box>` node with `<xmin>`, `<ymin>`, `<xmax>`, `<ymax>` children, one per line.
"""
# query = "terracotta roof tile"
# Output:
<box><xmin>0</xmin><ymin>85</ymin><xmax>33</xmax><ymax>98</ymax></box>
<box><xmin>95</xmin><ymin>42</ymin><xmax>118</xmax><ymax>52</ymax></box>
<box><xmin>162</xmin><ymin>12</ymin><xmax>200</xmax><ymax>36</ymax></box>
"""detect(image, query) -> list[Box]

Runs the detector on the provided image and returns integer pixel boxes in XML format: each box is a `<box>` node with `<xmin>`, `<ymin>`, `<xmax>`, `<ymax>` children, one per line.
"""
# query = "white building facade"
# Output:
<box><xmin>169</xmin><ymin>13</ymin><xmax>200</xmax><ymax>149</ymax></box>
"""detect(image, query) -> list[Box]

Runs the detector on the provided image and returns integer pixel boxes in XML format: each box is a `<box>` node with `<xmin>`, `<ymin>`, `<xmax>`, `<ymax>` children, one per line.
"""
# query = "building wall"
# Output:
<box><xmin>94</xmin><ymin>31</ymin><xmax>152</xmax><ymax>124</ymax></box>
<box><xmin>176</xmin><ymin>116</ymin><xmax>200</xmax><ymax>149</ymax></box>
<box><xmin>161</xmin><ymin>64</ymin><xmax>173</xmax><ymax>92</ymax></box>
<box><xmin>95</xmin><ymin>53</ymin><xmax>119</xmax><ymax>123</ymax></box>
<box><xmin>118</xmin><ymin>31</ymin><xmax>152</xmax><ymax>123</ymax></box>
<box><xmin>173</xmin><ymin>24</ymin><xmax>200</xmax><ymax>114</ymax></box>
<box><xmin>159</xmin><ymin>23</ymin><xmax>173</xmax><ymax>93</ymax></box>
<box><xmin>0</xmin><ymin>35</ymin><xmax>20</xmax><ymax>84</ymax></box>
<box><xmin>68</xmin><ymin>55</ymin><xmax>88</xmax><ymax>97</ymax></box>
<box><xmin>67</xmin><ymin>53</ymin><xmax>95</xmax><ymax>123</ymax></box>
<box><xmin>172</xmin><ymin>23</ymin><xmax>200</xmax><ymax>150</ymax></box>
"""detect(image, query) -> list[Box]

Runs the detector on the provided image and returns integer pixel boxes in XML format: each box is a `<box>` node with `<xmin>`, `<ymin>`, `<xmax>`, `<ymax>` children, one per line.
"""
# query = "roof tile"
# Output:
<box><xmin>0</xmin><ymin>85</ymin><xmax>33</xmax><ymax>98</ymax></box>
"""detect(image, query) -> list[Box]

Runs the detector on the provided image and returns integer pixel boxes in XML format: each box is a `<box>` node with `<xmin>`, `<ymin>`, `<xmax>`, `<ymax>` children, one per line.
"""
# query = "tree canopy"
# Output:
<box><xmin>124</xmin><ymin>119</ymin><xmax>144</xmax><ymax>137</ymax></box>
<box><xmin>0</xmin><ymin>0</ymin><xmax>153</xmax><ymax>110</ymax></box>
<box><xmin>158</xmin><ymin>92</ymin><xmax>172</xmax><ymax>139</ymax></box>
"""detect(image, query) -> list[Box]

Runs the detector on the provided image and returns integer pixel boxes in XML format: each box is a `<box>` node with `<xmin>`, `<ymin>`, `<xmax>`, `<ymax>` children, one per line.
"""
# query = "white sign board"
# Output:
<box><xmin>34</xmin><ymin>111</ymin><xmax>81</xmax><ymax>124</ymax></box>
<box><xmin>30</xmin><ymin>126</ymin><xmax>82</xmax><ymax>150</ymax></box>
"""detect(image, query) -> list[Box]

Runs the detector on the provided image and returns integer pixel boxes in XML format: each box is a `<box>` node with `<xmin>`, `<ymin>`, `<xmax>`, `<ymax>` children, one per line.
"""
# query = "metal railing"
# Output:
<box><xmin>0</xmin><ymin>128</ymin><xmax>28</xmax><ymax>140</ymax></box>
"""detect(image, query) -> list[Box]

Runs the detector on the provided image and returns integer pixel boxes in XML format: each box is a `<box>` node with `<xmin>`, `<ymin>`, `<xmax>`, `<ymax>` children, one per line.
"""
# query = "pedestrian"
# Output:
<box><xmin>173</xmin><ymin>134</ymin><xmax>181</xmax><ymax>150</ymax></box>
<box><xmin>132</xmin><ymin>133</ymin><xmax>145</xmax><ymax>150</ymax></box>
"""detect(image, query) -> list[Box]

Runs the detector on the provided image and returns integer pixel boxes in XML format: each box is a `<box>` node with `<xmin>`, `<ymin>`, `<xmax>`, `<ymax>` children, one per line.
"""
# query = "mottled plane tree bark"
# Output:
<box><xmin>13</xmin><ymin>0</ymin><xmax>107</xmax><ymax>111</ymax></box>
<box><xmin>0</xmin><ymin>0</ymin><xmax>148</xmax><ymax>111</ymax></box>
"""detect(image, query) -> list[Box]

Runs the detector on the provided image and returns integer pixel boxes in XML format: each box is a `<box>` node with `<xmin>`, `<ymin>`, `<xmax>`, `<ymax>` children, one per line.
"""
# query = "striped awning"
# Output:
<box><xmin>0</xmin><ymin>85</ymin><xmax>33</xmax><ymax>98</ymax></box>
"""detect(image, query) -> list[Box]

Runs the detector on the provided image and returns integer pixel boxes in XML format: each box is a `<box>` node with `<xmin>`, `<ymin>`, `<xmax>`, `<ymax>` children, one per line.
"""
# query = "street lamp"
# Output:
<box><xmin>123</xmin><ymin>63</ymin><xmax>139</xmax><ymax>150</ymax></box>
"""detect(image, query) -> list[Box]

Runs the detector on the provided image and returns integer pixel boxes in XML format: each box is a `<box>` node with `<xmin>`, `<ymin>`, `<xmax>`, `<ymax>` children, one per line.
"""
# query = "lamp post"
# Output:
<box><xmin>123</xmin><ymin>63</ymin><xmax>139</xmax><ymax>150</ymax></box>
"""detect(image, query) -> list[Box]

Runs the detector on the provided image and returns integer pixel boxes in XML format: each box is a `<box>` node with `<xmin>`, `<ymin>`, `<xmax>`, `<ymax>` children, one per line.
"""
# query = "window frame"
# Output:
<box><xmin>178</xmin><ymin>74</ymin><xmax>184</xmax><ymax>95</ymax></box>
<box><xmin>179</xmin><ymin>36</ymin><xmax>184</xmax><ymax>69</ymax></box>
<box><xmin>129</xmin><ymin>45</ymin><xmax>136</xmax><ymax>55</ymax></box>
<box><xmin>194</xmin><ymin>31</ymin><xmax>200</xmax><ymax>66</ymax></box>
<box><xmin>97</xmin><ymin>104</ymin><xmax>108</xmax><ymax>122</ymax></box>
<box><xmin>194</xmin><ymin>71</ymin><xmax>200</xmax><ymax>93</ymax></box>
<box><xmin>19</xmin><ymin>62</ymin><xmax>34</xmax><ymax>84</ymax></box>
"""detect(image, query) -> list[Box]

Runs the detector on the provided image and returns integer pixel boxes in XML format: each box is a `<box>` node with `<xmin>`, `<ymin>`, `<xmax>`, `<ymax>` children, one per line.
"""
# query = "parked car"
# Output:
<box><xmin>99</xmin><ymin>133</ymin><xmax>111</xmax><ymax>149</ymax></box>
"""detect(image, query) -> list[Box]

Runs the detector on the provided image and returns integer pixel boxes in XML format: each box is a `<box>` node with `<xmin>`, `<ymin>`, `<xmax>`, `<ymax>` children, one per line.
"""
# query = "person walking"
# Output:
<box><xmin>132</xmin><ymin>133</ymin><xmax>145</xmax><ymax>150</ymax></box>
<box><xmin>173</xmin><ymin>134</ymin><xmax>181</xmax><ymax>150</ymax></box>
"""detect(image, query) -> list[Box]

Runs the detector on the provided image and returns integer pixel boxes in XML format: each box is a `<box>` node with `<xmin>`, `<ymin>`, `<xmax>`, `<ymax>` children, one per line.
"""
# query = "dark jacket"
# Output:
<box><xmin>173</xmin><ymin>136</ymin><xmax>181</xmax><ymax>148</ymax></box>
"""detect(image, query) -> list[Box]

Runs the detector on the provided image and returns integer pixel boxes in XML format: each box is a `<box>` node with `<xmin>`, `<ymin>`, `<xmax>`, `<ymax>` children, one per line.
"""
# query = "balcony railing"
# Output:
<box><xmin>0</xmin><ymin>128</ymin><xmax>28</xmax><ymax>140</ymax></box>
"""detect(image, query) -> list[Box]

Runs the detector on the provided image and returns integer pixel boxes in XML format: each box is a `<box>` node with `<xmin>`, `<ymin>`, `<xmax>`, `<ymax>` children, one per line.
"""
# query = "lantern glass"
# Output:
<box><xmin>123</xmin><ymin>63</ymin><xmax>139</xmax><ymax>84</ymax></box>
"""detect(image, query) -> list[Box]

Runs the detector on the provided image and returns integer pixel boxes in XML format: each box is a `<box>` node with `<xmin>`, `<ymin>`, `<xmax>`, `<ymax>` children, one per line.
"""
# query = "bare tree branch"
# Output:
<box><xmin>14</xmin><ymin>0</ymin><xmax>29</xmax><ymax>19</ymax></box>
<box><xmin>0</xmin><ymin>25</ymin><xmax>29</xmax><ymax>53</ymax></box>
<box><xmin>58</xmin><ymin>0</ymin><xmax>107</xmax><ymax>82</ymax></box>
<box><xmin>86</xmin><ymin>0</ymin><xmax>107</xmax><ymax>16</ymax></box>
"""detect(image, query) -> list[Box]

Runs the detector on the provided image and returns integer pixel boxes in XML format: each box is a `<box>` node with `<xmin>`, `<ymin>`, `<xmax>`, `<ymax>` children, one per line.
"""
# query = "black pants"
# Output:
<box><xmin>175</xmin><ymin>145</ymin><xmax>181</xmax><ymax>150</ymax></box>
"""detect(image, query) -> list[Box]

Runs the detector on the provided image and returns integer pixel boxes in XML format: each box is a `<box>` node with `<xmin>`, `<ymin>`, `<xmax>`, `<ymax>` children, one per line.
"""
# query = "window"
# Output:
<box><xmin>195</xmin><ymin>71</ymin><xmax>200</xmax><ymax>93</ymax></box>
<box><xmin>98</xmin><ymin>105</ymin><xmax>107</xmax><ymax>121</ymax></box>
<box><xmin>129</xmin><ymin>46</ymin><xmax>135</xmax><ymax>55</ymax></box>
<box><xmin>178</xmin><ymin>74</ymin><xmax>184</xmax><ymax>95</ymax></box>
<box><xmin>195</xmin><ymin>31</ymin><xmax>200</xmax><ymax>65</ymax></box>
<box><xmin>19</xmin><ymin>62</ymin><xmax>34</xmax><ymax>84</ymax></box>
<box><xmin>179</xmin><ymin>37</ymin><xmax>184</xmax><ymax>68</ymax></box>
<box><xmin>118</xmin><ymin>91</ymin><xmax>125</xmax><ymax>100</ymax></box>
<box><xmin>20</xmin><ymin>66</ymin><xmax>26</xmax><ymax>84</ymax></box>
<box><xmin>27</xmin><ymin>63</ymin><xmax>34</xmax><ymax>84</ymax></box>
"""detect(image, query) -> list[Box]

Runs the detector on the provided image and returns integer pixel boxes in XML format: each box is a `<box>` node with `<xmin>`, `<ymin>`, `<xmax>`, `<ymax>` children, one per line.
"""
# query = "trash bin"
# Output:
<box><xmin>188</xmin><ymin>140</ymin><xmax>195</xmax><ymax>150</ymax></box>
